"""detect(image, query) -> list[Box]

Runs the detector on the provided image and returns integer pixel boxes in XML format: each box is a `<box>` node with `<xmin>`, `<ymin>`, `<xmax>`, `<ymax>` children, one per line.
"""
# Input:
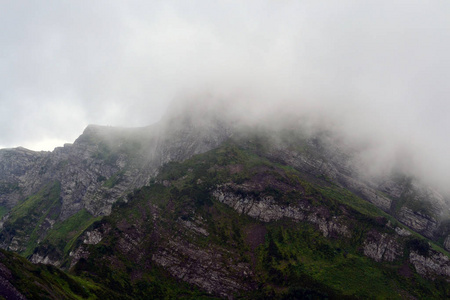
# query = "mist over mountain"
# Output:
<box><xmin>159</xmin><ymin>93</ymin><xmax>450</xmax><ymax>201</ymax></box>
<box><xmin>1</xmin><ymin>1</ymin><xmax>450</xmax><ymax>298</ymax></box>
<box><xmin>2</xmin><ymin>0</ymin><xmax>450</xmax><ymax>194</ymax></box>
<box><xmin>1</xmin><ymin>1</ymin><xmax>450</xmax><ymax>158</ymax></box>
<box><xmin>1</xmin><ymin>93</ymin><xmax>450</xmax><ymax>298</ymax></box>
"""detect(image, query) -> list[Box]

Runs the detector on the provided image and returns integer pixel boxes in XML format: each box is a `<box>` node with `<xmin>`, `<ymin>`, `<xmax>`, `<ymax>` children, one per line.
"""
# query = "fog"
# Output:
<box><xmin>1</xmin><ymin>1</ymin><xmax>449</xmax><ymax>192</ymax></box>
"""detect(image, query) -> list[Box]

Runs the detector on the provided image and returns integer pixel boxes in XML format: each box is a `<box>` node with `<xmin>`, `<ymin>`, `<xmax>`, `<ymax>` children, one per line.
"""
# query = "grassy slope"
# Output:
<box><xmin>0</xmin><ymin>205</ymin><xmax>8</xmax><ymax>219</ymax></box>
<box><xmin>0</xmin><ymin>182</ymin><xmax>103</xmax><ymax>260</ymax></box>
<box><xmin>1</xmin><ymin>139</ymin><xmax>448</xmax><ymax>299</ymax></box>
<box><xmin>0</xmin><ymin>248</ymin><xmax>121</xmax><ymax>300</ymax></box>
<box><xmin>65</xmin><ymin>142</ymin><xmax>449</xmax><ymax>299</ymax></box>
<box><xmin>0</xmin><ymin>182</ymin><xmax>62</xmax><ymax>256</ymax></box>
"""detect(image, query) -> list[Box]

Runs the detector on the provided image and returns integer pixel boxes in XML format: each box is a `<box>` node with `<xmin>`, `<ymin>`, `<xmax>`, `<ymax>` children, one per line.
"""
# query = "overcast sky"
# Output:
<box><xmin>1</xmin><ymin>1</ymin><xmax>449</xmax><ymax>187</ymax></box>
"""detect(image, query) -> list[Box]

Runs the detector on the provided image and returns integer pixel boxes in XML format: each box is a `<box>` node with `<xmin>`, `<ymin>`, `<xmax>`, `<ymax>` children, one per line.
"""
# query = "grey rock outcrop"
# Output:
<box><xmin>263</xmin><ymin>132</ymin><xmax>450</xmax><ymax>243</ymax></box>
<box><xmin>266</xmin><ymin>141</ymin><xmax>392</xmax><ymax>212</ymax></box>
<box><xmin>178</xmin><ymin>216</ymin><xmax>209</xmax><ymax>236</ymax></box>
<box><xmin>213</xmin><ymin>188</ymin><xmax>306</xmax><ymax>222</ymax></box>
<box><xmin>29</xmin><ymin>253</ymin><xmax>61</xmax><ymax>266</ymax></box>
<box><xmin>0</xmin><ymin>147</ymin><xmax>49</xmax><ymax>208</ymax></box>
<box><xmin>152</xmin><ymin>238</ymin><xmax>254</xmax><ymax>298</ymax></box>
<box><xmin>69</xmin><ymin>246</ymin><xmax>91</xmax><ymax>269</ymax></box>
<box><xmin>397</xmin><ymin>207</ymin><xmax>438</xmax><ymax>239</ymax></box>
<box><xmin>83</xmin><ymin>229</ymin><xmax>104</xmax><ymax>245</ymax></box>
<box><xmin>363</xmin><ymin>230</ymin><xmax>401</xmax><ymax>262</ymax></box>
<box><xmin>409</xmin><ymin>251</ymin><xmax>450</xmax><ymax>278</ymax></box>
<box><xmin>444</xmin><ymin>235</ymin><xmax>450</xmax><ymax>252</ymax></box>
<box><xmin>0</xmin><ymin>113</ymin><xmax>233</xmax><ymax>253</ymax></box>
<box><xmin>213</xmin><ymin>184</ymin><xmax>351</xmax><ymax>239</ymax></box>
<box><xmin>395</xmin><ymin>226</ymin><xmax>411</xmax><ymax>237</ymax></box>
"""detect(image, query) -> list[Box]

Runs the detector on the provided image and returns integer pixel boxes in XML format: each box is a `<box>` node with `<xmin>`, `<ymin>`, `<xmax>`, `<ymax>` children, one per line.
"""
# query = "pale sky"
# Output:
<box><xmin>1</xmin><ymin>0</ymin><xmax>449</xmax><ymax>163</ymax></box>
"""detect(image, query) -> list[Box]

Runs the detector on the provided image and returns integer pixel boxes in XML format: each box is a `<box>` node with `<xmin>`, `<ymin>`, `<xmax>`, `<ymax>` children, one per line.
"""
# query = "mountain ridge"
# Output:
<box><xmin>63</xmin><ymin>140</ymin><xmax>450</xmax><ymax>298</ymax></box>
<box><xmin>0</xmin><ymin>103</ymin><xmax>449</xmax><ymax>298</ymax></box>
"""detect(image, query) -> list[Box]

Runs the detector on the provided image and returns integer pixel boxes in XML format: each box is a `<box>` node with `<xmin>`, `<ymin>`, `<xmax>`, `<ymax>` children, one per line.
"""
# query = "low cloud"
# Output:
<box><xmin>1</xmin><ymin>1</ymin><xmax>449</xmax><ymax>192</ymax></box>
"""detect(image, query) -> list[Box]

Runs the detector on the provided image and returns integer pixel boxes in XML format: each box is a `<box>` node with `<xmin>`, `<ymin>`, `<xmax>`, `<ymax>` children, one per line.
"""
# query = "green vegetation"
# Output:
<box><xmin>8</xmin><ymin>181</ymin><xmax>60</xmax><ymax>224</ymax></box>
<box><xmin>62</xmin><ymin>142</ymin><xmax>450</xmax><ymax>299</ymax></box>
<box><xmin>44</xmin><ymin>209</ymin><xmax>102</xmax><ymax>256</ymax></box>
<box><xmin>0</xmin><ymin>205</ymin><xmax>9</xmax><ymax>218</ymax></box>
<box><xmin>0</xmin><ymin>182</ymin><xmax>62</xmax><ymax>256</ymax></box>
<box><xmin>103</xmin><ymin>170</ymin><xmax>125</xmax><ymax>188</ymax></box>
<box><xmin>1</xmin><ymin>139</ymin><xmax>449</xmax><ymax>299</ymax></box>
<box><xmin>0</xmin><ymin>248</ymin><xmax>118</xmax><ymax>300</ymax></box>
<box><xmin>250</xmin><ymin>222</ymin><xmax>449</xmax><ymax>299</ymax></box>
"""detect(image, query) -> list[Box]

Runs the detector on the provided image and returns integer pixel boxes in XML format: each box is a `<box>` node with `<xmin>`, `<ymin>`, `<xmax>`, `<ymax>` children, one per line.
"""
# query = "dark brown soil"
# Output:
<box><xmin>398</xmin><ymin>262</ymin><xmax>414</xmax><ymax>278</ymax></box>
<box><xmin>244</xmin><ymin>224</ymin><xmax>267</xmax><ymax>268</ymax></box>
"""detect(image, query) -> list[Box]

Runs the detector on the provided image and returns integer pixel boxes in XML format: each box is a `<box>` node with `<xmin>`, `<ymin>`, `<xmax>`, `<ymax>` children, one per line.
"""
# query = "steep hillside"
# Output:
<box><xmin>0</xmin><ymin>110</ymin><xmax>232</xmax><ymax>256</ymax></box>
<box><xmin>0</xmin><ymin>105</ymin><xmax>449</xmax><ymax>298</ymax></box>
<box><xmin>0</xmin><ymin>147</ymin><xmax>49</xmax><ymax>212</ymax></box>
<box><xmin>2</xmin><ymin>121</ymin><xmax>450</xmax><ymax>259</ymax></box>
<box><xmin>61</xmin><ymin>141</ymin><xmax>450</xmax><ymax>298</ymax></box>
<box><xmin>0</xmin><ymin>247</ymin><xmax>121</xmax><ymax>299</ymax></box>
<box><xmin>0</xmin><ymin>245</ymin><xmax>209</xmax><ymax>300</ymax></box>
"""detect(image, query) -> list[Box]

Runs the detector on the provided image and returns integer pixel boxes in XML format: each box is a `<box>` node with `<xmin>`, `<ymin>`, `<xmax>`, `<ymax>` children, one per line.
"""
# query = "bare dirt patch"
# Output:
<box><xmin>244</xmin><ymin>223</ymin><xmax>267</xmax><ymax>268</ymax></box>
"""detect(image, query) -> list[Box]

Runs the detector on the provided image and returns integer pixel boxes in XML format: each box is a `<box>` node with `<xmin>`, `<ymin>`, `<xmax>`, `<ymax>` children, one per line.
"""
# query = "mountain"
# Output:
<box><xmin>0</xmin><ymin>247</ymin><xmax>132</xmax><ymax>299</ymax></box>
<box><xmin>0</xmin><ymin>101</ymin><xmax>449</xmax><ymax>298</ymax></box>
<box><xmin>0</xmin><ymin>104</ymin><xmax>232</xmax><ymax>256</ymax></box>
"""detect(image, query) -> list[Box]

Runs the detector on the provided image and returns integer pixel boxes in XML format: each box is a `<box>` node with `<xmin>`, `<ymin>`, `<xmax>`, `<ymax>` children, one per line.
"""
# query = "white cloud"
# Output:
<box><xmin>0</xmin><ymin>0</ymin><xmax>449</xmax><ymax>192</ymax></box>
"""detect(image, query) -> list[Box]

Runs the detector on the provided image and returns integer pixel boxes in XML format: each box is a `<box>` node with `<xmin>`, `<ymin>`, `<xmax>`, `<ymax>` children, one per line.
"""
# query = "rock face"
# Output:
<box><xmin>29</xmin><ymin>253</ymin><xmax>61</xmax><ymax>266</ymax></box>
<box><xmin>213</xmin><ymin>185</ymin><xmax>351</xmax><ymax>239</ymax></box>
<box><xmin>444</xmin><ymin>236</ymin><xmax>450</xmax><ymax>252</ymax></box>
<box><xmin>83</xmin><ymin>229</ymin><xmax>104</xmax><ymax>245</ymax></box>
<box><xmin>212</xmin><ymin>179</ymin><xmax>447</xmax><ymax>282</ymax></box>
<box><xmin>363</xmin><ymin>230</ymin><xmax>401</xmax><ymax>262</ymax></box>
<box><xmin>397</xmin><ymin>207</ymin><xmax>438</xmax><ymax>239</ymax></box>
<box><xmin>0</xmin><ymin>147</ymin><xmax>49</xmax><ymax>208</ymax></box>
<box><xmin>0</xmin><ymin>115</ymin><xmax>232</xmax><ymax>253</ymax></box>
<box><xmin>152</xmin><ymin>238</ymin><xmax>254</xmax><ymax>298</ymax></box>
<box><xmin>0</xmin><ymin>253</ymin><xmax>27</xmax><ymax>300</ymax></box>
<box><xmin>1</xmin><ymin>101</ymin><xmax>450</xmax><ymax>298</ymax></box>
<box><xmin>67</xmin><ymin>201</ymin><xmax>255</xmax><ymax>298</ymax></box>
<box><xmin>213</xmin><ymin>188</ymin><xmax>306</xmax><ymax>222</ymax></box>
<box><xmin>409</xmin><ymin>251</ymin><xmax>450</xmax><ymax>278</ymax></box>
<box><xmin>1</xmin><ymin>103</ymin><xmax>449</xmax><ymax>256</ymax></box>
<box><xmin>263</xmin><ymin>133</ymin><xmax>450</xmax><ymax>243</ymax></box>
<box><xmin>62</xmin><ymin>144</ymin><xmax>450</xmax><ymax>299</ymax></box>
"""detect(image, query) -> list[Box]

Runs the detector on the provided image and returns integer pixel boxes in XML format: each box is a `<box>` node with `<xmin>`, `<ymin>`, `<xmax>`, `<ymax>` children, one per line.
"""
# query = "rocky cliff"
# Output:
<box><xmin>0</xmin><ymin>110</ymin><xmax>233</xmax><ymax>254</ymax></box>
<box><xmin>0</xmin><ymin>102</ymin><xmax>449</xmax><ymax>298</ymax></box>
<box><xmin>60</xmin><ymin>142</ymin><xmax>450</xmax><ymax>299</ymax></box>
